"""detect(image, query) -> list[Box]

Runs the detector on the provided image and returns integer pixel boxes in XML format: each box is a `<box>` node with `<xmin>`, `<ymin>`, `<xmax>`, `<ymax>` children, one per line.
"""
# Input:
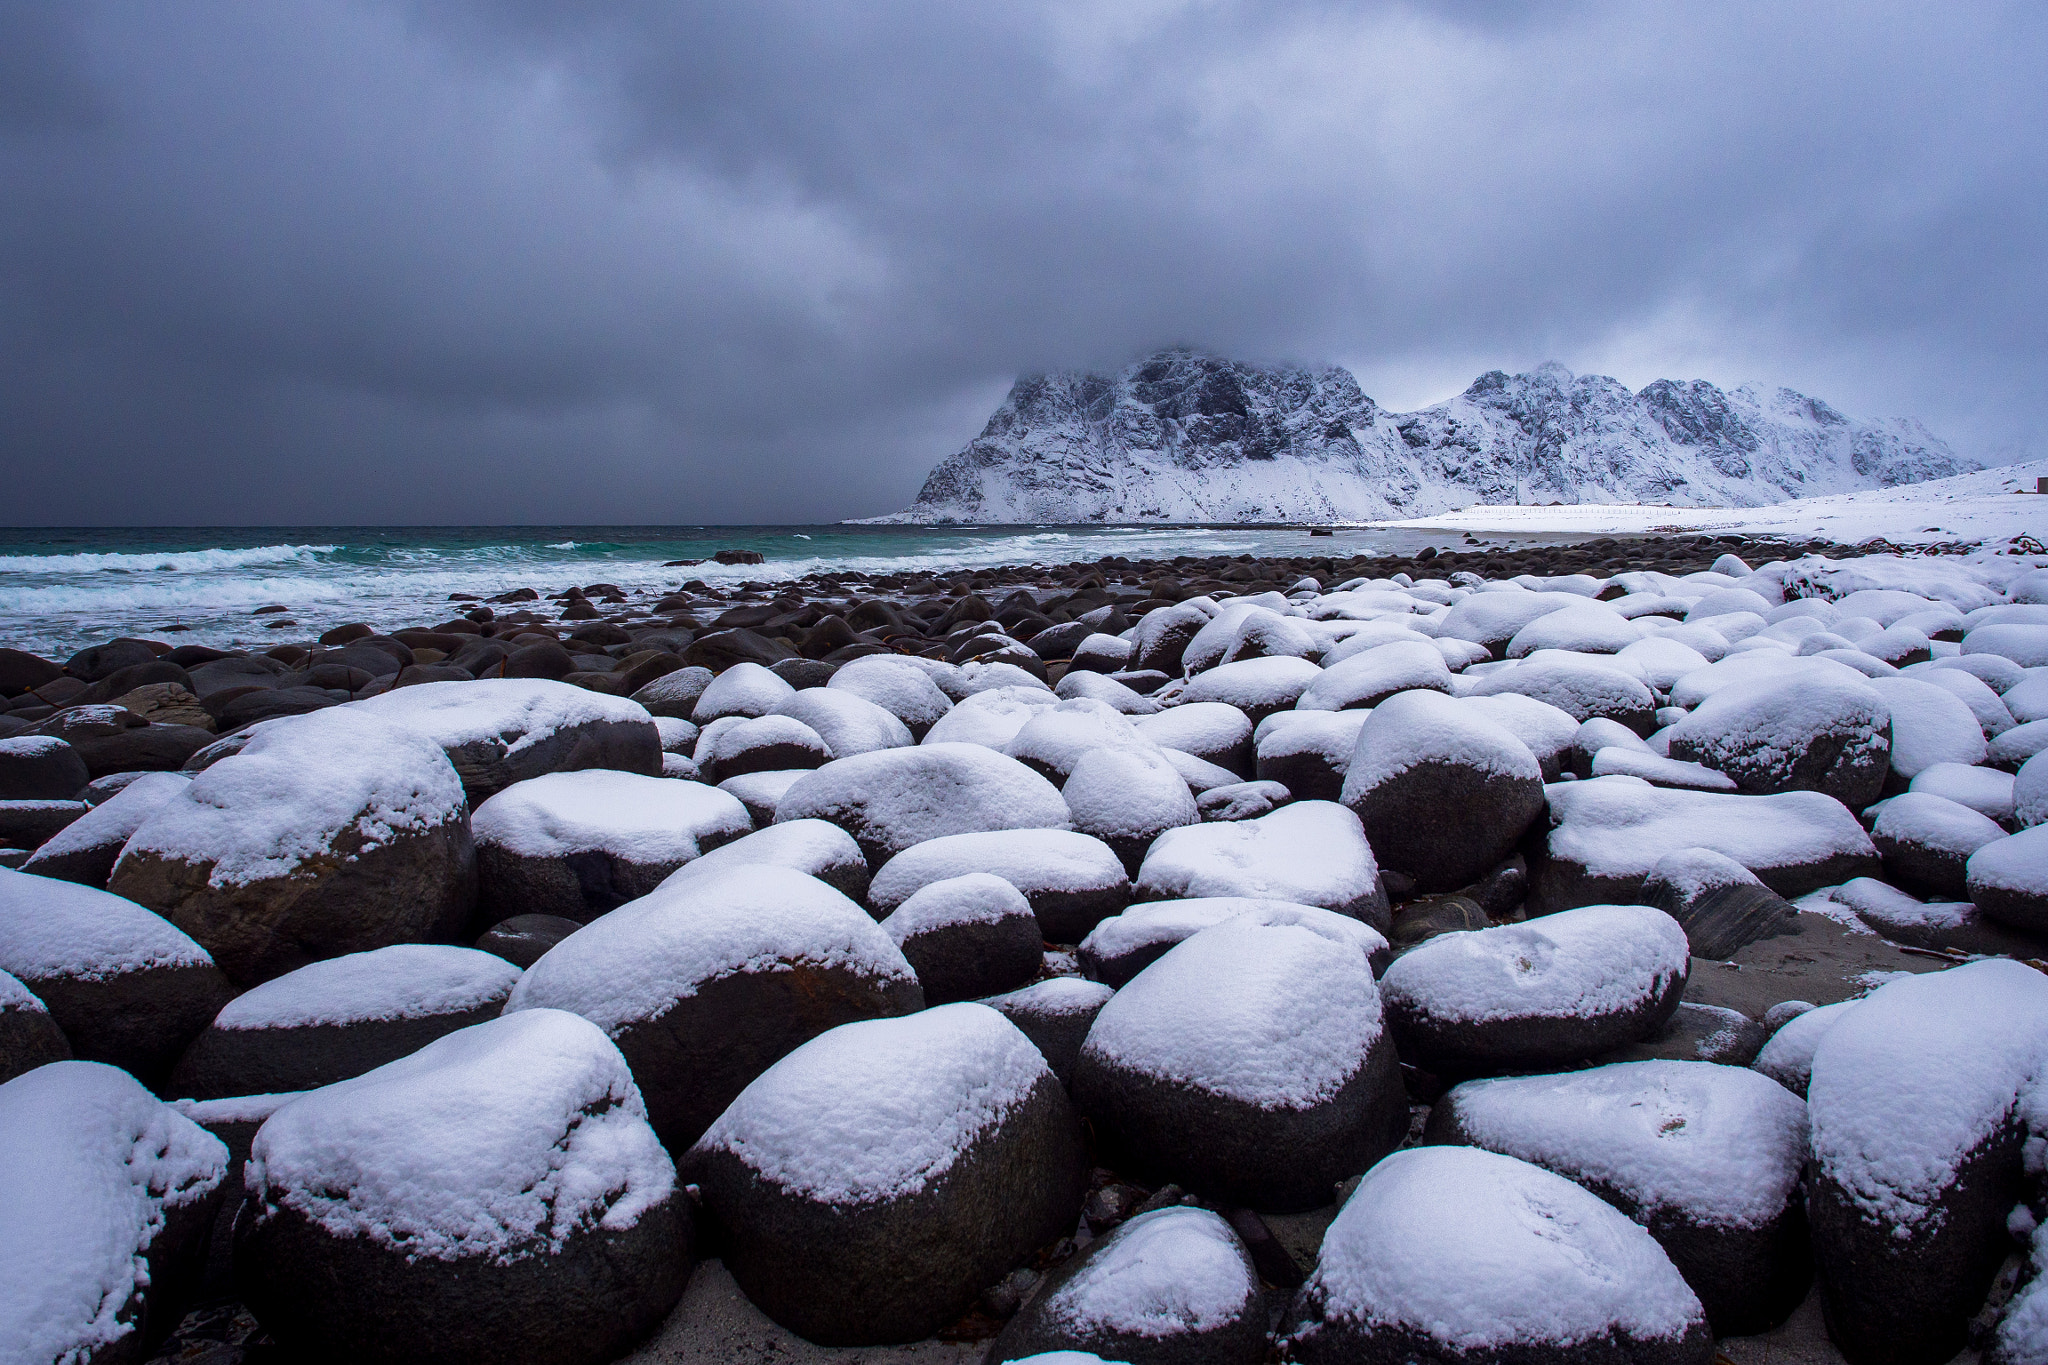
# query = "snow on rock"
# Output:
<box><xmin>1133</xmin><ymin>800</ymin><xmax>1388</xmax><ymax>932</ymax></box>
<box><xmin>629</xmin><ymin>665</ymin><xmax>712</xmax><ymax>719</ymax></box>
<box><xmin>1053</xmin><ymin>669</ymin><xmax>1161</xmax><ymax>715</ymax></box>
<box><xmin>1004</xmin><ymin>699</ymin><xmax>1152</xmax><ymax>782</ymax></box>
<box><xmin>505</xmin><ymin>863</ymin><xmax>920</xmax><ymax>1150</ymax></box>
<box><xmin>1666</xmin><ymin>651</ymin><xmax>1871</xmax><ymax>710</ymax></box>
<box><xmin>1062</xmin><ymin>746</ymin><xmax>1199</xmax><ymax>875</ymax></box>
<box><xmin>1964</xmin><ymin>624</ymin><xmax>2048</xmax><ymax>670</ymax></box>
<box><xmin>869</xmin><ymin>828</ymin><xmax>1130</xmax><ymax>944</ymax></box>
<box><xmin>1909</xmin><ymin>761</ymin><xmax>2017</xmax><ymax>826</ymax></box>
<box><xmin>1380</xmin><ymin>904</ymin><xmax>1689</xmax><ymax>1076</ymax></box>
<box><xmin>1459</xmin><ymin>692</ymin><xmax>1581</xmax><ymax>780</ymax></box>
<box><xmin>1806</xmin><ymin>961</ymin><xmax>2048</xmax><ymax>1365</ymax></box>
<box><xmin>689</xmin><ymin>661</ymin><xmax>795</xmax><ymax>722</ymax></box>
<box><xmin>1869</xmin><ymin>791</ymin><xmax>2008</xmax><ymax>900</ymax></box>
<box><xmin>1465</xmin><ymin>653</ymin><xmax>1659</xmax><ymax>732</ymax></box>
<box><xmin>0</xmin><ymin>868</ymin><xmax>230</xmax><ymax>1087</ymax></box>
<box><xmin>1255</xmin><ymin>710</ymin><xmax>1371</xmax><ymax>802</ymax></box>
<box><xmin>1080</xmin><ymin>897</ymin><xmax>1377</xmax><ymax>990</ymax></box>
<box><xmin>1436</xmin><ymin>590</ymin><xmax>1583</xmax><ymax>657</ymax></box>
<box><xmin>880</xmin><ymin>873</ymin><xmax>1042</xmax><ymax>1004</ymax></box>
<box><xmin>1133</xmin><ymin>702</ymin><xmax>1256</xmax><ymax>776</ymax></box>
<box><xmin>1506</xmin><ymin>603</ymin><xmax>1642</xmax><ymax>658</ymax></box>
<box><xmin>1283</xmin><ymin>1145</ymin><xmax>1710</xmax><ymax>1365</ymax></box>
<box><xmin>826</xmin><ymin>657</ymin><xmax>954</xmax><ymax>739</ymax></box>
<box><xmin>2010</xmin><ymin>672</ymin><xmax>2048</xmax><ymax>725</ymax></box>
<box><xmin>1752</xmin><ymin>999</ymin><xmax>1858</xmax><ymax>1098</ymax></box>
<box><xmin>472</xmin><ymin>770</ymin><xmax>751</xmax><ymax>923</ymax></box>
<box><xmin>1823</xmin><ymin>876</ymin><xmax>2030</xmax><ymax>958</ymax></box>
<box><xmin>20</xmin><ymin>771</ymin><xmax>190</xmax><ymax>889</ymax></box>
<box><xmin>1427</xmin><ymin>1060</ymin><xmax>1811</xmax><ymax>1334</ymax></box>
<box><xmin>0</xmin><ymin>964</ymin><xmax>69</xmax><ymax>1086</ymax></box>
<box><xmin>1993</xmin><ymin>720</ymin><xmax>2048</xmax><ymax>773</ymax></box>
<box><xmin>1073</xmin><ymin>905</ymin><xmax>1405</xmax><ymax>1211</ymax></box>
<box><xmin>984</xmin><ymin>977</ymin><xmax>1115</xmax><ymax>1087</ymax></box>
<box><xmin>1640</xmin><ymin>847</ymin><xmax>1800</xmax><ymax>961</ymax></box>
<box><xmin>1179</xmin><ymin>656</ymin><xmax>1324</xmax><ymax>724</ymax></box>
<box><xmin>694</xmin><ymin>713</ymin><xmax>831</xmax><ymax>782</ymax></box>
<box><xmin>1531</xmin><ymin>777</ymin><xmax>1880</xmax><ymax>914</ymax></box>
<box><xmin>1342</xmin><ymin>689</ymin><xmax>1544</xmax><ymax>892</ymax></box>
<box><xmin>0</xmin><ymin>1061</ymin><xmax>228</xmax><ymax>1365</ymax></box>
<box><xmin>1868</xmin><ymin>675</ymin><xmax>1988</xmax><ymax>778</ymax></box>
<box><xmin>774</xmin><ymin>742</ymin><xmax>1071</xmax><ymax>866</ymax></box>
<box><xmin>989</xmin><ymin>1205</ymin><xmax>1266</xmax><ymax>1365</ymax></box>
<box><xmin>684</xmin><ymin>1003</ymin><xmax>1087</xmax><ymax>1345</ymax></box>
<box><xmin>922</xmin><ymin>685</ymin><xmax>1061</xmax><ymax>749</ymax></box>
<box><xmin>109</xmin><ymin>707</ymin><xmax>475</xmax><ymax>986</ymax></box>
<box><xmin>238</xmin><ymin>1009</ymin><xmax>687</xmax><ymax>1365</ymax></box>
<box><xmin>1969</xmin><ymin>827</ymin><xmax>2048</xmax><ymax>934</ymax></box>
<box><xmin>169</xmin><ymin>943</ymin><xmax>521</xmax><ymax>1101</ymax></box>
<box><xmin>1904</xmin><ymin>665</ymin><xmax>2016</xmax><ymax>738</ymax></box>
<box><xmin>657</xmin><ymin>817</ymin><xmax>871</xmax><ymax>904</ymax></box>
<box><xmin>1588</xmin><ymin>747</ymin><xmax>1738</xmax><ymax>792</ymax></box>
<box><xmin>2022</xmin><ymin>751</ymin><xmax>2048</xmax><ymax>826</ymax></box>
<box><xmin>1296</xmin><ymin>640</ymin><xmax>1451</xmax><ymax>712</ymax></box>
<box><xmin>715</xmin><ymin>768</ymin><xmax>804</xmax><ymax>824</ymax></box>
<box><xmin>352</xmin><ymin>677</ymin><xmax>662</xmax><ymax>800</ymax></box>
<box><xmin>1666</xmin><ymin>671</ymin><xmax>1890</xmax><ymax>807</ymax></box>
<box><xmin>773</xmin><ymin>688</ymin><xmax>914</xmax><ymax>759</ymax></box>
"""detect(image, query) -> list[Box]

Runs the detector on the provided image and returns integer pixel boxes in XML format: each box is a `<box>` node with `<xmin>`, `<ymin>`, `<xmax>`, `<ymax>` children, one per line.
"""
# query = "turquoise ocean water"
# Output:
<box><xmin>0</xmin><ymin>524</ymin><xmax>1466</xmax><ymax>658</ymax></box>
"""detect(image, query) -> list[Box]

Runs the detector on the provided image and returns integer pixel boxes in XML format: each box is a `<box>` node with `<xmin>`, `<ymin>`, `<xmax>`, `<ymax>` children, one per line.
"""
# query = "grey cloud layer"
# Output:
<box><xmin>1</xmin><ymin>0</ymin><xmax>2041</xmax><ymax>523</ymax></box>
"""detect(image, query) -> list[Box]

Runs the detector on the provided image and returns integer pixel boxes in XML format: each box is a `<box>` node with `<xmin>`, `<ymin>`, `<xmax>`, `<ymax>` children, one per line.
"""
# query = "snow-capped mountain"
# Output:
<box><xmin>865</xmin><ymin>351</ymin><xmax>1972</xmax><ymax>523</ymax></box>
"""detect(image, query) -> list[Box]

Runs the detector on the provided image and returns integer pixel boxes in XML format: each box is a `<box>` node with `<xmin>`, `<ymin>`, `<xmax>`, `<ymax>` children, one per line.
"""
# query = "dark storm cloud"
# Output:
<box><xmin>0</xmin><ymin>0</ymin><xmax>2042</xmax><ymax>523</ymax></box>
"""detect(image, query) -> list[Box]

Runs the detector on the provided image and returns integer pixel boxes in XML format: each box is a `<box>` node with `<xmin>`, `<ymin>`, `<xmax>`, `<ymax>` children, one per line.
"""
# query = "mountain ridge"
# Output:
<box><xmin>861</xmin><ymin>350</ymin><xmax>1972</xmax><ymax>524</ymax></box>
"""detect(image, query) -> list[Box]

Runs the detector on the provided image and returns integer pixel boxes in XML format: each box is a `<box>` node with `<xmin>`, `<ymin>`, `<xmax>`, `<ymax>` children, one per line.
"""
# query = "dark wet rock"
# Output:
<box><xmin>879</xmin><ymin>872</ymin><xmax>1043</xmax><ymax>1004</ymax></box>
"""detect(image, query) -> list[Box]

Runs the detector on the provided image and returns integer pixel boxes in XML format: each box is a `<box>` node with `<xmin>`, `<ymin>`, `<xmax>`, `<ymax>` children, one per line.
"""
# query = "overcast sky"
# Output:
<box><xmin>2</xmin><ymin>0</ymin><xmax>2042</xmax><ymax>525</ymax></box>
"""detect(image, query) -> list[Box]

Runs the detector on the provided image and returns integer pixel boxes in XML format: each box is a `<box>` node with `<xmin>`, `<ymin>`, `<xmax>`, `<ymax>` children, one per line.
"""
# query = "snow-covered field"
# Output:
<box><xmin>1374</xmin><ymin>457</ymin><xmax>2048</xmax><ymax>546</ymax></box>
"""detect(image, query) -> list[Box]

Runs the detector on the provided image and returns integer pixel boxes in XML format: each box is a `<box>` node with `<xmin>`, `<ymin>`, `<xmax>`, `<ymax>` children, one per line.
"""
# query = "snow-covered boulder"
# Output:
<box><xmin>1296</xmin><ymin>640</ymin><xmax>1451</xmax><ymax>713</ymax></box>
<box><xmin>0</xmin><ymin>869</ymin><xmax>230</xmax><ymax>1086</ymax></box>
<box><xmin>20</xmin><ymin>771</ymin><xmax>190</xmax><ymax>888</ymax></box>
<box><xmin>1054</xmin><ymin>668</ymin><xmax>1161</xmax><ymax>715</ymax></box>
<box><xmin>1133</xmin><ymin>703</ymin><xmax>1256</xmax><ymax>776</ymax></box>
<box><xmin>689</xmin><ymin>660</ymin><xmax>795</xmax><ymax>722</ymax></box>
<box><xmin>1906</xmin><ymin>666</ymin><xmax>2016</xmax><ymax>738</ymax></box>
<box><xmin>826</xmin><ymin>657</ymin><xmax>954</xmax><ymax>739</ymax></box>
<box><xmin>1806</xmin><ymin>961</ymin><xmax>2048</xmax><ymax>1365</ymax></box>
<box><xmin>2023</xmin><ymin>750</ymin><xmax>2048</xmax><ymax>826</ymax></box>
<box><xmin>868</xmin><ymin>828</ymin><xmax>1129</xmax><ymax>943</ymax></box>
<box><xmin>684</xmin><ymin>1004</ymin><xmax>1087</xmax><ymax>1345</ymax></box>
<box><xmin>1179</xmin><ymin>656</ymin><xmax>1323</xmax><ymax>725</ymax></box>
<box><xmin>1133</xmin><ymin>801</ymin><xmax>1389</xmax><ymax>932</ymax></box>
<box><xmin>168</xmin><ymin>944</ymin><xmax>520</xmax><ymax>1101</ymax></box>
<box><xmin>1467</xmin><ymin>654</ymin><xmax>1660</xmax><ymax>734</ymax></box>
<box><xmin>693</xmin><ymin>713</ymin><xmax>830</xmax><ymax>782</ymax></box>
<box><xmin>473</xmin><ymin>770</ymin><xmax>750</xmax><ymax>924</ymax></box>
<box><xmin>0</xmin><ymin>1061</ymin><xmax>228</xmax><ymax>1365</ymax></box>
<box><xmin>1435</xmin><ymin>590</ymin><xmax>1581</xmax><ymax>658</ymax></box>
<box><xmin>1196</xmin><ymin>779</ymin><xmax>1292</xmax><ymax>821</ymax></box>
<box><xmin>879</xmin><ymin>873</ymin><xmax>1042</xmax><ymax>1004</ymax></box>
<box><xmin>1062</xmin><ymin>747</ymin><xmax>1199</xmax><ymax>874</ymax></box>
<box><xmin>1909</xmin><ymin>760</ymin><xmax>2017</xmax><ymax>826</ymax></box>
<box><xmin>1131</xmin><ymin>602</ymin><xmax>1215</xmax><ymax>675</ymax></box>
<box><xmin>505</xmin><ymin>864</ymin><xmax>920</xmax><ymax>1151</ymax></box>
<box><xmin>1460</xmin><ymin>691</ymin><xmax>1581</xmax><ymax>781</ymax></box>
<box><xmin>1640</xmin><ymin>846</ymin><xmax>1800</xmax><ymax>960</ymax></box>
<box><xmin>1993</xmin><ymin>719</ymin><xmax>2048</xmax><ymax>772</ymax></box>
<box><xmin>1751</xmin><ymin>998</ymin><xmax>1857</xmax><ymax>1098</ymax></box>
<box><xmin>109</xmin><ymin>708</ymin><xmax>476</xmax><ymax>986</ymax></box>
<box><xmin>1969</xmin><ymin>826</ymin><xmax>2048</xmax><ymax>934</ymax></box>
<box><xmin>1073</xmin><ymin>906</ymin><xmax>1405</xmax><ymax>1211</ymax></box>
<box><xmin>1427</xmin><ymin>1061</ymin><xmax>1811</xmax><ymax>1334</ymax></box>
<box><xmin>775</xmin><ymin>743</ymin><xmax>1070</xmax><ymax>865</ymax></box>
<box><xmin>1282</xmin><ymin>1145</ymin><xmax>1711</xmax><ymax>1365</ymax></box>
<box><xmin>1079</xmin><ymin>897</ymin><xmax>1376</xmax><ymax>989</ymax></box>
<box><xmin>1963</xmin><ymin>623</ymin><xmax>2048</xmax><ymax>669</ymax></box>
<box><xmin>716</xmin><ymin>768</ymin><xmax>806</xmax><ymax>824</ymax></box>
<box><xmin>1254</xmin><ymin>711</ymin><xmax>1370</xmax><ymax>802</ymax></box>
<box><xmin>984</xmin><ymin>977</ymin><xmax>1114</xmax><ymax>1087</ymax></box>
<box><xmin>0</xmin><ymin>965</ymin><xmax>68</xmax><ymax>1084</ymax></box>
<box><xmin>1868</xmin><ymin>674</ymin><xmax>1989</xmax><ymax>780</ymax></box>
<box><xmin>1531</xmin><ymin>777</ymin><xmax>1880</xmax><ymax>913</ymax></box>
<box><xmin>1506</xmin><ymin>602</ymin><xmax>1642</xmax><ymax>658</ymax></box>
<box><xmin>2009</xmin><ymin>672</ymin><xmax>2048</xmax><ymax>725</ymax></box>
<box><xmin>1380</xmin><ymin>904</ymin><xmax>1689</xmax><ymax>1076</ymax></box>
<box><xmin>774</xmin><ymin>688</ymin><xmax>914</xmax><ymax>759</ymax></box>
<box><xmin>236</xmin><ymin>1009</ymin><xmax>687</xmax><ymax>1365</ymax></box>
<box><xmin>657</xmin><ymin>817</ymin><xmax>870</xmax><ymax>903</ymax></box>
<box><xmin>1666</xmin><ymin>672</ymin><xmax>1891</xmax><ymax>808</ymax></box>
<box><xmin>1341</xmin><ymin>689</ymin><xmax>1545</xmax><ymax>892</ymax></box>
<box><xmin>1005</xmin><ymin>699</ymin><xmax>1152</xmax><ymax>782</ymax></box>
<box><xmin>353</xmin><ymin>677</ymin><xmax>662</xmax><ymax>800</ymax></box>
<box><xmin>989</xmin><ymin>1205</ymin><xmax>1267</xmax><ymax>1365</ymax></box>
<box><xmin>1870</xmin><ymin>790</ymin><xmax>2008</xmax><ymax>899</ymax></box>
<box><xmin>0</xmin><ymin>733</ymin><xmax>89</xmax><ymax>801</ymax></box>
<box><xmin>1825</xmin><ymin>876</ymin><xmax>2034</xmax><ymax>957</ymax></box>
<box><xmin>922</xmin><ymin>685</ymin><xmax>1060</xmax><ymax>749</ymax></box>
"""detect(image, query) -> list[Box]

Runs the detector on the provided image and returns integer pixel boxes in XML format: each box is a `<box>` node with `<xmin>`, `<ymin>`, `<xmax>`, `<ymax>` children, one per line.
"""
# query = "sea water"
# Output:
<box><xmin>0</xmin><ymin>523</ymin><xmax>1468</xmax><ymax>658</ymax></box>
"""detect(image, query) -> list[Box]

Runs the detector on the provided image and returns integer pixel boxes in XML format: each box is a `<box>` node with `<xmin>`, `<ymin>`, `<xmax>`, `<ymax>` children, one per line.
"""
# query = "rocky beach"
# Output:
<box><xmin>2</xmin><ymin>520</ymin><xmax>2046</xmax><ymax>1365</ymax></box>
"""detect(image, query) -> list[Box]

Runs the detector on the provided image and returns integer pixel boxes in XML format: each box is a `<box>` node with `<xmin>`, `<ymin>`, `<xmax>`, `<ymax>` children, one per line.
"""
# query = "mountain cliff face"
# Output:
<box><xmin>869</xmin><ymin>351</ymin><xmax>1971</xmax><ymax>523</ymax></box>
